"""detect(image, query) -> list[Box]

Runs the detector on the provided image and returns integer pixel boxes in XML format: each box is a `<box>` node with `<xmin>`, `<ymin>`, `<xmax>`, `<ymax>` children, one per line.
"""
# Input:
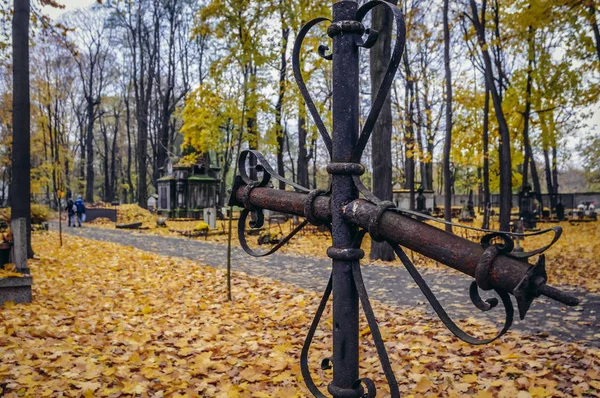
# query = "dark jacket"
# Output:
<box><xmin>66</xmin><ymin>199</ymin><xmax>75</xmax><ymax>215</ymax></box>
<box><xmin>75</xmin><ymin>198</ymin><xmax>85</xmax><ymax>214</ymax></box>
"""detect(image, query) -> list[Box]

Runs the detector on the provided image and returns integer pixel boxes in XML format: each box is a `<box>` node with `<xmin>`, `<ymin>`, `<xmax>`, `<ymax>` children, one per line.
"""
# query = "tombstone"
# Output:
<box><xmin>467</xmin><ymin>190</ymin><xmax>475</xmax><ymax>218</ymax></box>
<box><xmin>0</xmin><ymin>218</ymin><xmax>32</xmax><ymax>306</ymax></box>
<box><xmin>147</xmin><ymin>194</ymin><xmax>158</xmax><ymax>211</ymax></box>
<box><xmin>416</xmin><ymin>187</ymin><xmax>427</xmax><ymax>213</ymax></box>
<box><xmin>11</xmin><ymin>218</ymin><xmax>29</xmax><ymax>274</ymax></box>
<box><xmin>513</xmin><ymin>219</ymin><xmax>524</xmax><ymax>253</ymax></box>
<box><xmin>459</xmin><ymin>204</ymin><xmax>474</xmax><ymax>222</ymax></box>
<box><xmin>203</xmin><ymin>208</ymin><xmax>217</xmax><ymax>230</ymax></box>
<box><xmin>394</xmin><ymin>186</ymin><xmax>435</xmax><ymax>210</ymax></box>
<box><xmin>556</xmin><ymin>202</ymin><xmax>565</xmax><ymax>221</ymax></box>
<box><xmin>585</xmin><ymin>202</ymin><xmax>597</xmax><ymax>219</ymax></box>
<box><xmin>519</xmin><ymin>184</ymin><xmax>538</xmax><ymax>229</ymax></box>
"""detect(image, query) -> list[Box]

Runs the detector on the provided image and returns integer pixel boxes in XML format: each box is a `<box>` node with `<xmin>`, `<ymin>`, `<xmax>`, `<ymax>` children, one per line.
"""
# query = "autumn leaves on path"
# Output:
<box><xmin>86</xmin><ymin>210</ymin><xmax>600</xmax><ymax>294</ymax></box>
<box><xmin>57</xmin><ymin>223</ymin><xmax>598</xmax><ymax>345</ymax></box>
<box><xmin>0</xmin><ymin>232</ymin><xmax>599</xmax><ymax>397</ymax></box>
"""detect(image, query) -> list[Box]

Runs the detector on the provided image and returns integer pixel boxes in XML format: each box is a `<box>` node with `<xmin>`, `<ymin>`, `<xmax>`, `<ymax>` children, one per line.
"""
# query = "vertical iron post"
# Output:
<box><xmin>227</xmin><ymin>206</ymin><xmax>233</xmax><ymax>301</ymax></box>
<box><xmin>328</xmin><ymin>2</ymin><xmax>362</xmax><ymax>395</ymax></box>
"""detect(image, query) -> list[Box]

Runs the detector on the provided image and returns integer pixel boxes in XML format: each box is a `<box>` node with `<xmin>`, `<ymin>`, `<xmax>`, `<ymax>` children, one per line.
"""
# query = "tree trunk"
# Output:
<box><xmin>77</xmin><ymin>111</ymin><xmax>86</xmax><ymax>183</ymax></box>
<box><xmin>110</xmin><ymin>114</ymin><xmax>119</xmax><ymax>202</ymax></box>
<box><xmin>415</xmin><ymin>79</ymin><xmax>426</xmax><ymax>191</ymax></box>
<box><xmin>369</xmin><ymin>1</ymin><xmax>395</xmax><ymax>261</ymax></box>
<box><xmin>543</xmin><ymin>148</ymin><xmax>553</xmax><ymax>197</ymax></box>
<box><xmin>85</xmin><ymin>100</ymin><xmax>95</xmax><ymax>203</ymax></box>
<box><xmin>101</xmin><ymin>119</ymin><xmax>110</xmax><ymax>203</ymax></box>
<box><xmin>285</xmin><ymin>128</ymin><xmax>296</xmax><ymax>183</ymax></box>
<box><xmin>156</xmin><ymin>2</ymin><xmax>179</xmax><ymax>188</ymax></box>
<box><xmin>522</xmin><ymin>26</ymin><xmax>534</xmax><ymax>189</ymax></box>
<box><xmin>589</xmin><ymin>1</ymin><xmax>600</xmax><ymax>61</ymax></box>
<box><xmin>137</xmin><ymin>107</ymin><xmax>149</xmax><ymax>206</ymax></box>
<box><xmin>11</xmin><ymin>0</ymin><xmax>33</xmax><ymax>258</ymax></box>
<box><xmin>426</xmin><ymin>141</ymin><xmax>434</xmax><ymax>190</ymax></box>
<box><xmin>482</xmin><ymin>82</ymin><xmax>491</xmax><ymax>229</ymax></box>
<box><xmin>521</xmin><ymin>26</ymin><xmax>543</xmax><ymax>205</ymax></box>
<box><xmin>443</xmin><ymin>0</ymin><xmax>453</xmax><ymax>233</ymax></box>
<box><xmin>275</xmin><ymin>22</ymin><xmax>289</xmax><ymax>189</ymax></box>
<box><xmin>469</xmin><ymin>0</ymin><xmax>512</xmax><ymax>231</ymax></box>
<box><xmin>246</xmin><ymin>65</ymin><xmax>259</xmax><ymax>181</ymax></box>
<box><xmin>125</xmin><ymin>94</ymin><xmax>134</xmax><ymax>203</ymax></box>
<box><xmin>403</xmin><ymin>51</ymin><xmax>415</xmax><ymax>210</ymax></box>
<box><xmin>65</xmin><ymin>158</ymin><xmax>71</xmax><ymax>198</ymax></box>
<box><xmin>552</xmin><ymin>144</ymin><xmax>559</xmax><ymax>200</ymax></box>
<box><xmin>311</xmin><ymin>138</ymin><xmax>318</xmax><ymax>189</ymax></box>
<box><xmin>297</xmin><ymin>108</ymin><xmax>310</xmax><ymax>189</ymax></box>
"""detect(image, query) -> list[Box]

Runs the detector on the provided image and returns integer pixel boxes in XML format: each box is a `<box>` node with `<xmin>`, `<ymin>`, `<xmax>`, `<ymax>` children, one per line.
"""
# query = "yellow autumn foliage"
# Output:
<box><xmin>0</xmin><ymin>204</ymin><xmax>51</xmax><ymax>225</ymax></box>
<box><xmin>116</xmin><ymin>204</ymin><xmax>156</xmax><ymax>227</ymax></box>
<box><xmin>88</xmin><ymin>213</ymin><xmax>600</xmax><ymax>292</ymax></box>
<box><xmin>0</xmin><ymin>232</ymin><xmax>597</xmax><ymax>396</ymax></box>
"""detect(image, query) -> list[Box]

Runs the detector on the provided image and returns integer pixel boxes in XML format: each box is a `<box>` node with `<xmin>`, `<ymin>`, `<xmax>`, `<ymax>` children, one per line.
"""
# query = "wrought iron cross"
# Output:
<box><xmin>228</xmin><ymin>1</ymin><xmax>578</xmax><ymax>396</ymax></box>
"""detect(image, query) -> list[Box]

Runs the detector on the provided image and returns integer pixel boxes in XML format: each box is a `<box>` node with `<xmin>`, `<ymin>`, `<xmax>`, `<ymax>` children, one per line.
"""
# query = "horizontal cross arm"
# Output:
<box><xmin>230</xmin><ymin>184</ymin><xmax>578</xmax><ymax>310</ymax></box>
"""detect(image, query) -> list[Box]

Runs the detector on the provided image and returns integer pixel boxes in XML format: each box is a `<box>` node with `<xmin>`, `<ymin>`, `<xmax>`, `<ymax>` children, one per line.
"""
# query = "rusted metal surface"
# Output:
<box><xmin>231</xmin><ymin>186</ymin><xmax>578</xmax><ymax>309</ymax></box>
<box><xmin>344</xmin><ymin>200</ymin><xmax>526</xmax><ymax>294</ymax></box>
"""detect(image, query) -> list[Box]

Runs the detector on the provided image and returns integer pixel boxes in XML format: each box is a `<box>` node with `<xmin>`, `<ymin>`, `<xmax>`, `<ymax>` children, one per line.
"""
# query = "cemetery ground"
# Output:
<box><xmin>0</xmin><ymin>231</ymin><xmax>598</xmax><ymax>397</ymax></box>
<box><xmin>88</xmin><ymin>205</ymin><xmax>600</xmax><ymax>292</ymax></box>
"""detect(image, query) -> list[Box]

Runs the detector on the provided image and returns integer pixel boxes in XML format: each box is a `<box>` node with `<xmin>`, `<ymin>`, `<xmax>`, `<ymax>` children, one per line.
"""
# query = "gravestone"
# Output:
<box><xmin>203</xmin><ymin>208</ymin><xmax>217</xmax><ymax>229</ymax></box>
<box><xmin>12</xmin><ymin>218</ymin><xmax>29</xmax><ymax>274</ymax></box>
<box><xmin>0</xmin><ymin>218</ymin><xmax>32</xmax><ymax>306</ymax></box>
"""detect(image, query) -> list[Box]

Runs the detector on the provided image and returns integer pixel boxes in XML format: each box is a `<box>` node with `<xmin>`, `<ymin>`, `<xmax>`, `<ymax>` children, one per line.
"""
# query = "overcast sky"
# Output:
<box><xmin>45</xmin><ymin>0</ymin><xmax>599</xmax><ymax>167</ymax></box>
<box><xmin>43</xmin><ymin>0</ymin><xmax>96</xmax><ymax>18</ymax></box>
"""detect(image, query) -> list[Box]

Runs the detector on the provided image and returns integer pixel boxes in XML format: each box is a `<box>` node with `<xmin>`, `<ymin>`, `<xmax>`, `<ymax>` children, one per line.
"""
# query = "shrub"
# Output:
<box><xmin>31</xmin><ymin>204</ymin><xmax>50</xmax><ymax>225</ymax></box>
<box><xmin>0</xmin><ymin>204</ymin><xmax>51</xmax><ymax>226</ymax></box>
<box><xmin>194</xmin><ymin>221</ymin><xmax>210</xmax><ymax>231</ymax></box>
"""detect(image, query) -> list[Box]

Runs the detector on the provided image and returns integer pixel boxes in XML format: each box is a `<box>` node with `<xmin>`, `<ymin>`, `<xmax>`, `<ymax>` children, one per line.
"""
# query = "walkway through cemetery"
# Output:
<box><xmin>55</xmin><ymin>224</ymin><xmax>599</xmax><ymax>346</ymax></box>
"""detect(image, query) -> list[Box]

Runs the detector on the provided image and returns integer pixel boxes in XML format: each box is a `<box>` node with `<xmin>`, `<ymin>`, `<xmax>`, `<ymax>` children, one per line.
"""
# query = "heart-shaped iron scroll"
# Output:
<box><xmin>292</xmin><ymin>17</ymin><xmax>334</xmax><ymax>158</ymax></box>
<box><xmin>351</xmin><ymin>0</ymin><xmax>407</xmax><ymax>162</ymax></box>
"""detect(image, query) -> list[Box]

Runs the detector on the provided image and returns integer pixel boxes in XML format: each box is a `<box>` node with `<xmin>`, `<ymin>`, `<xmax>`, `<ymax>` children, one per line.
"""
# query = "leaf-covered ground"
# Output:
<box><xmin>0</xmin><ymin>232</ymin><xmax>599</xmax><ymax>397</ymax></box>
<box><xmin>84</xmin><ymin>206</ymin><xmax>600</xmax><ymax>292</ymax></box>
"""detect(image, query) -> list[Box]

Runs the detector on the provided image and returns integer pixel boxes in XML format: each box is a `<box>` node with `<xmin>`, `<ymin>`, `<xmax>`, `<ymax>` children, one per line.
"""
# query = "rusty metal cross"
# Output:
<box><xmin>228</xmin><ymin>1</ymin><xmax>578</xmax><ymax>397</ymax></box>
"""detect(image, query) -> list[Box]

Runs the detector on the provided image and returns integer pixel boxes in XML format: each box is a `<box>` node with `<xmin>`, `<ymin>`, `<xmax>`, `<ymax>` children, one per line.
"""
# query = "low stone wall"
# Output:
<box><xmin>85</xmin><ymin>208</ymin><xmax>117</xmax><ymax>223</ymax></box>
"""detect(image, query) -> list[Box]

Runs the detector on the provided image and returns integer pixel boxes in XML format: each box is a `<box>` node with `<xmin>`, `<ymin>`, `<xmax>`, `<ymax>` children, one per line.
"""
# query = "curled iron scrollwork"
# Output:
<box><xmin>292</xmin><ymin>17</ymin><xmax>334</xmax><ymax>158</ymax></box>
<box><xmin>236</xmin><ymin>150</ymin><xmax>313</xmax><ymax>258</ymax></box>
<box><xmin>238</xmin><ymin>150</ymin><xmax>309</xmax><ymax>193</ymax></box>
<box><xmin>351</xmin><ymin>0</ymin><xmax>407</xmax><ymax>163</ymax></box>
<box><xmin>392</xmin><ymin>243</ymin><xmax>515</xmax><ymax>345</ymax></box>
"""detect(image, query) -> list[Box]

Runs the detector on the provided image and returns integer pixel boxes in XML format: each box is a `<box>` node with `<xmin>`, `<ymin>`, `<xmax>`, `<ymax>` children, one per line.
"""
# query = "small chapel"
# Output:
<box><xmin>156</xmin><ymin>154</ymin><xmax>221</xmax><ymax>219</ymax></box>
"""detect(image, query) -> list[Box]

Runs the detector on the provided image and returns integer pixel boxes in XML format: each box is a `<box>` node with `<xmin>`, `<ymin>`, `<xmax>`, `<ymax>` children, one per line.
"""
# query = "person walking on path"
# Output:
<box><xmin>66</xmin><ymin>198</ymin><xmax>75</xmax><ymax>227</ymax></box>
<box><xmin>75</xmin><ymin>195</ymin><xmax>86</xmax><ymax>227</ymax></box>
